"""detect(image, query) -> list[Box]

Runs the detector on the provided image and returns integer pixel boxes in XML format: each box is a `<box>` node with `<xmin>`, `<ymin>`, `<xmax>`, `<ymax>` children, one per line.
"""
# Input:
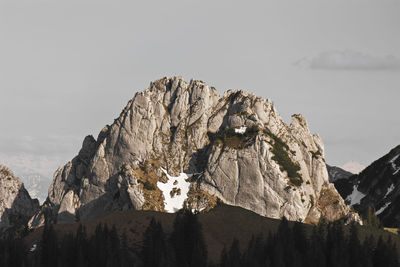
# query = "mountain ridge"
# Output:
<box><xmin>29</xmin><ymin>77</ymin><xmax>360</xmax><ymax>227</ymax></box>
<box><xmin>333</xmin><ymin>145</ymin><xmax>400</xmax><ymax>227</ymax></box>
<box><xmin>0</xmin><ymin>164</ymin><xmax>39</xmax><ymax>235</ymax></box>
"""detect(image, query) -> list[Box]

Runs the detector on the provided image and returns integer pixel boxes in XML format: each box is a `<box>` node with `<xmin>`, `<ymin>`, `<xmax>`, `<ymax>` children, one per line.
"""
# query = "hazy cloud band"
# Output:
<box><xmin>295</xmin><ymin>50</ymin><xmax>400</xmax><ymax>71</ymax></box>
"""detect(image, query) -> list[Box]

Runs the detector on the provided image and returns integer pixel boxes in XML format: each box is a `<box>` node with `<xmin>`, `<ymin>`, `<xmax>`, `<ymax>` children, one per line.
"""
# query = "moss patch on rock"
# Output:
<box><xmin>210</xmin><ymin>124</ymin><xmax>259</xmax><ymax>149</ymax></box>
<box><xmin>132</xmin><ymin>160</ymin><xmax>165</xmax><ymax>212</ymax></box>
<box><xmin>263</xmin><ymin>129</ymin><xmax>303</xmax><ymax>186</ymax></box>
<box><xmin>186</xmin><ymin>187</ymin><xmax>218</xmax><ymax>212</ymax></box>
<box><xmin>310</xmin><ymin>150</ymin><xmax>322</xmax><ymax>159</ymax></box>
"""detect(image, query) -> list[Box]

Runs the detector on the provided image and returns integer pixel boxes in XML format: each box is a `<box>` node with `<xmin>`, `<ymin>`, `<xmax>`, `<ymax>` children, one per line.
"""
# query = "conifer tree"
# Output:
<box><xmin>142</xmin><ymin>218</ymin><xmax>168</xmax><ymax>267</ymax></box>
<box><xmin>41</xmin><ymin>217</ymin><xmax>58</xmax><ymax>267</ymax></box>
<box><xmin>220</xmin><ymin>246</ymin><xmax>228</xmax><ymax>267</ymax></box>
<box><xmin>348</xmin><ymin>223</ymin><xmax>362</xmax><ymax>267</ymax></box>
<box><xmin>365</xmin><ymin>206</ymin><xmax>380</xmax><ymax>228</ymax></box>
<box><xmin>170</xmin><ymin>209</ymin><xmax>207</xmax><ymax>267</ymax></box>
<box><xmin>226</xmin><ymin>239</ymin><xmax>242</xmax><ymax>267</ymax></box>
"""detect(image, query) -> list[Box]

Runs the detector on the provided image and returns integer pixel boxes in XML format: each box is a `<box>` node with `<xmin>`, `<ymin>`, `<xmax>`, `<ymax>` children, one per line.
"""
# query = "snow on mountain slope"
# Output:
<box><xmin>333</xmin><ymin>145</ymin><xmax>400</xmax><ymax>227</ymax></box>
<box><xmin>157</xmin><ymin>168</ymin><xmax>192</xmax><ymax>213</ymax></box>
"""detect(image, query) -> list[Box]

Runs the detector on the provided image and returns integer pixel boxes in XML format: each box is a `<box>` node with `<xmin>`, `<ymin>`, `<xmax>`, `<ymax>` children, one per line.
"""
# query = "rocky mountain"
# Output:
<box><xmin>333</xmin><ymin>145</ymin><xmax>400</xmax><ymax>227</ymax></box>
<box><xmin>0</xmin><ymin>165</ymin><xmax>39</xmax><ymax>234</ymax></box>
<box><xmin>30</xmin><ymin>77</ymin><xmax>360</xmax><ymax>227</ymax></box>
<box><xmin>326</xmin><ymin>164</ymin><xmax>353</xmax><ymax>182</ymax></box>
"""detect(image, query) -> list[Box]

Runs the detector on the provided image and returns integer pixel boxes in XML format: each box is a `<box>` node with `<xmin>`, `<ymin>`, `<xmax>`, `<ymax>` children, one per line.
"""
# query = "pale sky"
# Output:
<box><xmin>0</xmin><ymin>0</ymin><xmax>399</xmax><ymax>183</ymax></box>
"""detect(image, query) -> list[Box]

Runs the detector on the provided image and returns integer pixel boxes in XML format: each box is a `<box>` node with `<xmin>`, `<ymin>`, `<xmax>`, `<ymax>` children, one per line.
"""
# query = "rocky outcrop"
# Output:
<box><xmin>326</xmin><ymin>164</ymin><xmax>353</xmax><ymax>182</ymax></box>
<box><xmin>333</xmin><ymin>145</ymin><xmax>400</xmax><ymax>227</ymax></box>
<box><xmin>0</xmin><ymin>165</ymin><xmax>39</xmax><ymax>234</ymax></box>
<box><xmin>30</xmin><ymin>77</ymin><xmax>360</xmax><ymax>227</ymax></box>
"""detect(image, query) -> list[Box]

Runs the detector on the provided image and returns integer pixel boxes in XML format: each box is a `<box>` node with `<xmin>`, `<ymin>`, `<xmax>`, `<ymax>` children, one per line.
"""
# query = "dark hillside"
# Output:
<box><xmin>25</xmin><ymin>204</ymin><xmax>400</xmax><ymax>263</ymax></box>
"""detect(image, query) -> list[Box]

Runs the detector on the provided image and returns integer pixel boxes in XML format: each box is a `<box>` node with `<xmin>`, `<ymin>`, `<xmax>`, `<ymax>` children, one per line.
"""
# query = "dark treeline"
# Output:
<box><xmin>0</xmin><ymin>209</ymin><xmax>207</xmax><ymax>267</ymax></box>
<box><xmin>221</xmin><ymin>219</ymin><xmax>399</xmax><ymax>267</ymax></box>
<box><xmin>0</xmin><ymin>211</ymin><xmax>399</xmax><ymax>267</ymax></box>
<box><xmin>0</xmin><ymin>221</ymin><xmax>133</xmax><ymax>267</ymax></box>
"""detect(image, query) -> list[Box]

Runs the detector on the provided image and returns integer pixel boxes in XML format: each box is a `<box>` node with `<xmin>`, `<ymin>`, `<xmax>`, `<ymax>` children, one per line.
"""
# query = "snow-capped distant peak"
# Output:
<box><xmin>341</xmin><ymin>161</ymin><xmax>365</xmax><ymax>174</ymax></box>
<box><xmin>157</xmin><ymin>168</ymin><xmax>192</xmax><ymax>213</ymax></box>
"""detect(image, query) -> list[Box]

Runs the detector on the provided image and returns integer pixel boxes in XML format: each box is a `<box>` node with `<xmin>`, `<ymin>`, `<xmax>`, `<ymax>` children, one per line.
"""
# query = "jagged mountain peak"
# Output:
<box><xmin>29</xmin><ymin>77</ymin><xmax>360</xmax><ymax>227</ymax></box>
<box><xmin>0</xmin><ymin>165</ymin><xmax>15</xmax><ymax>179</ymax></box>
<box><xmin>0</xmin><ymin>164</ymin><xmax>39</xmax><ymax>234</ymax></box>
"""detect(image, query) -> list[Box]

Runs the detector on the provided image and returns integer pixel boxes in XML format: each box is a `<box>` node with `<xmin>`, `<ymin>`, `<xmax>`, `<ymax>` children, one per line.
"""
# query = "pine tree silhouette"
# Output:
<box><xmin>142</xmin><ymin>218</ymin><xmax>168</xmax><ymax>267</ymax></box>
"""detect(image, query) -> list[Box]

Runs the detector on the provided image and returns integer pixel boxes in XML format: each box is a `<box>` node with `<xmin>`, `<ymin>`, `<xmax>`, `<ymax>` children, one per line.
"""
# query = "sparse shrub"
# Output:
<box><xmin>211</xmin><ymin>124</ymin><xmax>259</xmax><ymax>149</ymax></box>
<box><xmin>264</xmin><ymin>129</ymin><xmax>303</xmax><ymax>186</ymax></box>
<box><xmin>143</xmin><ymin>181</ymin><xmax>156</xmax><ymax>191</ymax></box>
<box><xmin>311</xmin><ymin>150</ymin><xmax>322</xmax><ymax>159</ymax></box>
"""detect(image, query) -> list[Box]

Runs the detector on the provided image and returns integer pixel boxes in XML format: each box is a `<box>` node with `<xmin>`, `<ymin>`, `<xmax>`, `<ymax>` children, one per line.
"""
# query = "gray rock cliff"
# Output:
<box><xmin>0</xmin><ymin>165</ymin><xmax>39</xmax><ymax>234</ymax></box>
<box><xmin>30</xmin><ymin>77</ymin><xmax>360</xmax><ymax>227</ymax></box>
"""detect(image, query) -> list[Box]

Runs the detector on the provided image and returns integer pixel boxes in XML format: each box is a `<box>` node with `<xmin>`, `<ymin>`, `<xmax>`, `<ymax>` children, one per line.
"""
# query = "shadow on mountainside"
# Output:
<box><xmin>0</xmin><ymin>186</ymin><xmax>39</xmax><ymax>238</ymax></box>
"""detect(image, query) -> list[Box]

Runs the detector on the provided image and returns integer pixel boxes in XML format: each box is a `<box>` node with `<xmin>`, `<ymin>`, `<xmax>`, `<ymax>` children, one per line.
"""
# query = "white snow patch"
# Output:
<box><xmin>389</xmin><ymin>155</ymin><xmax>400</xmax><ymax>175</ymax></box>
<box><xmin>346</xmin><ymin>185</ymin><xmax>366</xmax><ymax>206</ymax></box>
<box><xmin>157</xmin><ymin>168</ymin><xmax>192</xmax><ymax>213</ymax></box>
<box><xmin>376</xmin><ymin>202</ymin><xmax>391</xmax><ymax>215</ymax></box>
<box><xmin>30</xmin><ymin>244</ymin><xmax>37</xmax><ymax>252</ymax></box>
<box><xmin>235</xmin><ymin>126</ymin><xmax>247</xmax><ymax>134</ymax></box>
<box><xmin>390</xmin><ymin>154</ymin><xmax>399</xmax><ymax>163</ymax></box>
<box><xmin>384</xmin><ymin>184</ymin><xmax>395</xmax><ymax>198</ymax></box>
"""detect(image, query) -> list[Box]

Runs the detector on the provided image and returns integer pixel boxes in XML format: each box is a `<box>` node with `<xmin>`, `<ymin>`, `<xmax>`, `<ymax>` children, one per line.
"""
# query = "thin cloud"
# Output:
<box><xmin>0</xmin><ymin>134</ymin><xmax>82</xmax><ymax>157</ymax></box>
<box><xmin>0</xmin><ymin>153</ymin><xmax>60</xmax><ymax>178</ymax></box>
<box><xmin>295</xmin><ymin>50</ymin><xmax>400</xmax><ymax>70</ymax></box>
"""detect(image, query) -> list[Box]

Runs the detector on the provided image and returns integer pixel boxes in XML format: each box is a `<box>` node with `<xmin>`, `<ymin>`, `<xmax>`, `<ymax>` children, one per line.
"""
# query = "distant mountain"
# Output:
<box><xmin>20</xmin><ymin>173</ymin><xmax>49</xmax><ymax>204</ymax></box>
<box><xmin>0</xmin><ymin>154</ymin><xmax>56</xmax><ymax>205</ymax></box>
<box><xmin>333</xmin><ymin>145</ymin><xmax>400</xmax><ymax>227</ymax></box>
<box><xmin>341</xmin><ymin>161</ymin><xmax>365</xmax><ymax>174</ymax></box>
<box><xmin>0</xmin><ymin>165</ymin><xmax>39</xmax><ymax>235</ymax></box>
<box><xmin>30</xmin><ymin>77</ymin><xmax>360</xmax><ymax>227</ymax></box>
<box><xmin>326</xmin><ymin>164</ymin><xmax>353</xmax><ymax>182</ymax></box>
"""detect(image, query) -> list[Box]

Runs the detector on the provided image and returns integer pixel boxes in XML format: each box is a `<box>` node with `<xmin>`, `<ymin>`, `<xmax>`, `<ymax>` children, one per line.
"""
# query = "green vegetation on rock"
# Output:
<box><xmin>211</xmin><ymin>124</ymin><xmax>259</xmax><ymax>149</ymax></box>
<box><xmin>311</xmin><ymin>150</ymin><xmax>322</xmax><ymax>159</ymax></box>
<box><xmin>264</xmin><ymin>129</ymin><xmax>303</xmax><ymax>186</ymax></box>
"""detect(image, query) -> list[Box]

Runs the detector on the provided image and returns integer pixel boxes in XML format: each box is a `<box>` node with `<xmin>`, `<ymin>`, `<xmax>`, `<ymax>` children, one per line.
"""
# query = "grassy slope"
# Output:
<box><xmin>25</xmin><ymin>204</ymin><xmax>400</xmax><ymax>262</ymax></box>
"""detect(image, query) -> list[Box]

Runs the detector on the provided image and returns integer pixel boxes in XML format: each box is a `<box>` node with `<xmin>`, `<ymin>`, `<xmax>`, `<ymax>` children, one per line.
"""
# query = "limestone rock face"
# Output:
<box><xmin>0</xmin><ymin>165</ymin><xmax>39</xmax><ymax>234</ymax></box>
<box><xmin>30</xmin><ymin>77</ymin><xmax>360</xmax><ymax>227</ymax></box>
